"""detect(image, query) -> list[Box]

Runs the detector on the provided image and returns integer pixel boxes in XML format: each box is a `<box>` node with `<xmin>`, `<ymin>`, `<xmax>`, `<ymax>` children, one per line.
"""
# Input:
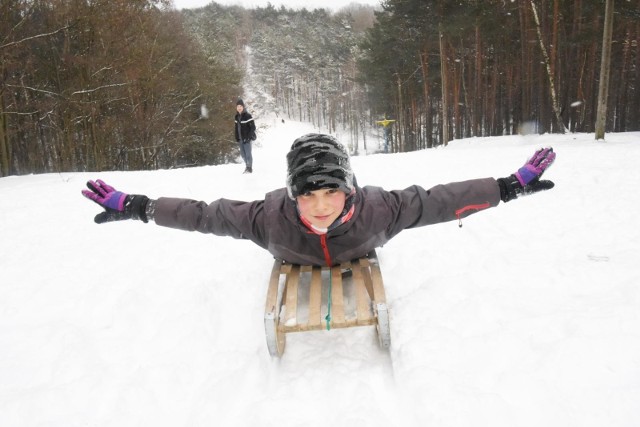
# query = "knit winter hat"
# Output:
<box><xmin>236</xmin><ymin>98</ymin><xmax>245</xmax><ymax>107</ymax></box>
<box><xmin>286</xmin><ymin>134</ymin><xmax>354</xmax><ymax>200</ymax></box>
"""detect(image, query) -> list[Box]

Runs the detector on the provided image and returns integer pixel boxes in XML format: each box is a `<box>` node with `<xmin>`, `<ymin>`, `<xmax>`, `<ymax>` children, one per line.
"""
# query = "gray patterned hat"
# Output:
<box><xmin>286</xmin><ymin>134</ymin><xmax>354</xmax><ymax>200</ymax></box>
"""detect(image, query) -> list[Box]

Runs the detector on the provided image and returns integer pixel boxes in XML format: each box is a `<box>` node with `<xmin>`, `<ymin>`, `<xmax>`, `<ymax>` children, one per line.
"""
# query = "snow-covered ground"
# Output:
<box><xmin>1</xmin><ymin>118</ymin><xmax>639</xmax><ymax>426</ymax></box>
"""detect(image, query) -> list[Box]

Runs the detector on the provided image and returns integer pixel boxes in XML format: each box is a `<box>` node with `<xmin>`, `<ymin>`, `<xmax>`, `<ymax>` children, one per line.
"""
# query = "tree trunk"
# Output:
<box><xmin>0</xmin><ymin>94</ymin><xmax>9</xmax><ymax>177</ymax></box>
<box><xmin>396</xmin><ymin>74</ymin><xmax>404</xmax><ymax>152</ymax></box>
<box><xmin>474</xmin><ymin>19</ymin><xmax>482</xmax><ymax>137</ymax></box>
<box><xmin>530</xmin><ymin>0</ymin><xmax>567</xmax><ymax>133</ymax></box>
<box><xmin>419</xmin><ymin>48</ymin><xmax>433</xmax><ymax>148</ymax></box>
<box><xmin>439</xmin><ymin>23</ymin><xmax>450</xmax><ymax>146</ymax></box>
<box><xmin>595</xmin><ymin>0</ymin><xmax>615</xmax><ymax>140</ymax></box>
<box><xmin>453</xmin><ymin>55</ymin><xmax>461</xmax><ymax>140</ymax></box>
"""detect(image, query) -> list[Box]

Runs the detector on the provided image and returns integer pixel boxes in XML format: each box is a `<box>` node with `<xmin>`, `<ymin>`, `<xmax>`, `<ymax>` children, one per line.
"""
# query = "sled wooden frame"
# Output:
<box><xmin>264</xmin><ymin>250</ymin><xmax>390</xmax><ymax>357</ymax></box>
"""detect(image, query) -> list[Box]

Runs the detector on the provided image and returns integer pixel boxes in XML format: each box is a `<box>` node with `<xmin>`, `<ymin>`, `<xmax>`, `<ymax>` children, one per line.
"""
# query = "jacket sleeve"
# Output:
<box><xmin>382</xmin><ymin>177</ymin><xmax>501</xmax><ymax>238</ymax></box>
<box><xmin>152</xmin><ymin>197</ymin><xmax>268</xmax><ymax>249</ymax></box>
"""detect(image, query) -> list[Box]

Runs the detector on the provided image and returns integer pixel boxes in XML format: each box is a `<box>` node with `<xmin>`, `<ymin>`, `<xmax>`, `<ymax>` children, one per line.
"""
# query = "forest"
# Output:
<box><xmin>359</xmin><ymin>0</ymin><xmax>640</xmax><ymax>151</ymax></box>
<box><xmin>1</xmin><ymin>0</ymin><xmax>241</xmax><ymax>176</ymax></box>
<box><xmin>1</xmin><ymin>0</ymin><xmax>639</xmax><ymax>176</ymax></box>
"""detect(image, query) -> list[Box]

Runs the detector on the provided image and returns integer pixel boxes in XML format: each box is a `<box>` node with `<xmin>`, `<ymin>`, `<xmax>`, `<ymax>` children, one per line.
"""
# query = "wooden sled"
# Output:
<box><xmin>264</xmin><ymin>250</ymin><xmax>390</xmax><ymax>357</ymax></box>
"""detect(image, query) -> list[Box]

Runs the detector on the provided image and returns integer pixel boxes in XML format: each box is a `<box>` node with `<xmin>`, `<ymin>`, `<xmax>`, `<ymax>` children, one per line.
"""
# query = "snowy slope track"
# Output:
<box><xmin>1</xmin><ymin>124</ymin><xmax>640</xmax><ymax>426</ymax></box>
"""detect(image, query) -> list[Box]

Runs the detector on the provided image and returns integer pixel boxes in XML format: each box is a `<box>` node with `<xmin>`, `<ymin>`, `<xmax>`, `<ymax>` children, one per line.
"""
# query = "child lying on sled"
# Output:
<box><xmin>82</xmin><ymin>133</ymin><xmax>556</xmax><ymax>267</ymax></box>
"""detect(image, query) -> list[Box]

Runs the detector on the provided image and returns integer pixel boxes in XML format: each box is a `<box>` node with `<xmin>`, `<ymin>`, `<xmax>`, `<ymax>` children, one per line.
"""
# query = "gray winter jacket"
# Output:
<box><xmin>153</xmin><ymin>178</ymin><xmax>501</xmax><ymax>266</ymax></box>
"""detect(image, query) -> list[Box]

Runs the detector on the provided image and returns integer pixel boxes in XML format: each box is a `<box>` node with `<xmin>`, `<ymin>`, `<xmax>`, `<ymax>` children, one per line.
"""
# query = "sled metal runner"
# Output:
<box><xmin>264</xmin><ymin>250</ymin><xmax>390</xmax><ymax>357</ymax></box>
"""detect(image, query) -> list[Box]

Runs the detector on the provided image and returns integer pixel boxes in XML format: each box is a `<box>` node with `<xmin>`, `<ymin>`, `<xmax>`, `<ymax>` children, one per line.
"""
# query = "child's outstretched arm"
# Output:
<box><xmin>81</xmin><ymin>179</ymin><xmax>150</xmax><ymax>224</ymax></box>
<box><xmin>81</xmin><ymin>179</ymin><xmax>266</xmax><ymax>245</ymax></box>
<box><xmin>497</xmin><ymin>147</ymin><xmax>556</xmax><ymax>202</ymax></box>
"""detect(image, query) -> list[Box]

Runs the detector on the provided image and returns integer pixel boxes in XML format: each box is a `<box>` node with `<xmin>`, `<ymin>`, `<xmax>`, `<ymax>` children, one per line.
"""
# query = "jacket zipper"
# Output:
<box><xmin>455</xmin><ymin>202</ymin><xmax>490</xmax><ymax>227</ymax></box>
<box><xmin>319</xmin><ymin>234</ymin><xmax>332</xmax><ymax>266</ymax></box>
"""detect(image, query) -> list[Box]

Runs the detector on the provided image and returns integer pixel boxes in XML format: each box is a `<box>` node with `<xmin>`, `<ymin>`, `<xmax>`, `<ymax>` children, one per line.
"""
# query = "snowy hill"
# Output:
<box><xmin>1</xmin><ymin>118</ymin><xmax>639</xmax><ymax>427</ymax></box>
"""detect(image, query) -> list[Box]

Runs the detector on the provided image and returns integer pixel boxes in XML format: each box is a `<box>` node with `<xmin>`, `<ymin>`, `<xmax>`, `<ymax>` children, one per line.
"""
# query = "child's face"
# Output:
<box><xmin>236</xmin><ymin>104</ymin><xmax>244</xmax><ymax>113</ymax></box>
<box><xmin>296</xmin><ymin>188</ymin><xmax>346</xmax><ymax>229</ymax></box>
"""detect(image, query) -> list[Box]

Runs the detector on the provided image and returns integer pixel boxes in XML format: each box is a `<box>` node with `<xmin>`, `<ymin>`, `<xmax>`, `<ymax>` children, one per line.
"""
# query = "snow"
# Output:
<box><xmin>1</xmin><ymin>120</ymin><xmax>640</xmax><ymax>427</ymax></box>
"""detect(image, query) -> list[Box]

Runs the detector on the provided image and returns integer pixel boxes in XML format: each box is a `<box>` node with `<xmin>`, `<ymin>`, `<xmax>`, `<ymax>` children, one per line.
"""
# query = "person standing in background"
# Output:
<box><xmin>234</xmin><ymin>99</ymin><xmax>256</xmax><ymax>174</ymax></box>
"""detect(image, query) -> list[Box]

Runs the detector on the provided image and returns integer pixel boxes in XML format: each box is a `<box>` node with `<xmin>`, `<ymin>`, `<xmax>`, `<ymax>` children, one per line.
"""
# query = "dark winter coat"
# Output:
<box><xmin>152</xmin><ymin>178</ymin><xmax>501</xmax><ymax>266</ymax></box>
<box><xmin>234</xmin><ymin>111</ymin><xmax>256</xmax><ymax>142</ymax></box>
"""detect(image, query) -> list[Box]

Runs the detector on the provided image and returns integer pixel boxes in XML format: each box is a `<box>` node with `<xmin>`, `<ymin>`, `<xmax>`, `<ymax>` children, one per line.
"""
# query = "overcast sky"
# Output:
<box><xmin>172</xmin><ymin>0</ymin><xmax>382</xmax><ymax>12</ymax></box>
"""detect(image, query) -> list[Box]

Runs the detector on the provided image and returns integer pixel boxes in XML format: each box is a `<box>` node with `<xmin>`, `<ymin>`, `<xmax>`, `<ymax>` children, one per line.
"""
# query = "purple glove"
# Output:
<box><xmin>82</xmin><ymin>179</ymin><xmax>127</xmax><ymax>211</ymax></box>
<box><xmin>515</xmin><ymin>147</ymin><xmax>556</xmax><ymax>186</ymax></box>
<box><xmin>497</xmin><ymin>147</ymin><xmax>556</xmax><ymax>202</ymax></box>
<box><xmin>82</xmin><ymin>179</ymin><xmax>149</xmax><ymax>224</ymax></box>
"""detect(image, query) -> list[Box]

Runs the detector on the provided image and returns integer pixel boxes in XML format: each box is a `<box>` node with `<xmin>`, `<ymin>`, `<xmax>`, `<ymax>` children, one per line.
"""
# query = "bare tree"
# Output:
<box><xmin>595</xmin><ymin>0</ymin><xmax>615</xmax><ymax>140</ymax></box>
<box><xmin>439</xmin><ymin>23</ymin><xmax>450</xmax><ymax>146</ymax></box>
<box><xmin>530</xmin><ymin>0</ymin><xmax>567</xmax><ymax>133</ymax></box>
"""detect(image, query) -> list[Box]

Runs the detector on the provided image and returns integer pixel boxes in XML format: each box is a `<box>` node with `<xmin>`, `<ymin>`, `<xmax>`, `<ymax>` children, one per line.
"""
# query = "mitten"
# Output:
<box><xmin>81</xmin><ymin>179</ymin><xmax>149</xmax><ymax>224</ymax></box>
<box><xmin>498</xmin><ymin>147</ymin><xmax>556</xmax><ymax>202</ymax></box>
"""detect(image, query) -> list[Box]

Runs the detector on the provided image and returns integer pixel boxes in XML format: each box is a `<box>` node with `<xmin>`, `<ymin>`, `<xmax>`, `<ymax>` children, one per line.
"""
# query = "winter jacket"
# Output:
<box><xmin>234</xmin><ymin>111</ymin><xmax>256</xmax><ymax>142</ymax></box>
<box><xmin>152</xmin><ymin>178</ymin><xmax>501</xmax><ymax>266</ymax></box>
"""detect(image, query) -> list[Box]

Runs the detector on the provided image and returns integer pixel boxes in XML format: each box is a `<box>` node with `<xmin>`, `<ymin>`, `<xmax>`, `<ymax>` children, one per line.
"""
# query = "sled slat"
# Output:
<box><xmin>329</xmin><ymin>265</ymin><xmax>345</xmax><ymax>327</ymax></box>
<box><xmin>281</xmin><ymin>263</ymin><xmax>292</xmax><ymax>274</ymax></box>
<box><xmin>359</xmin><ymin>258</ymin><xmax>375</xmax><ymax>300</ymax></box>
<box><xmin>308</xmin><ymin>267</ymin><xmax>322</xmax><ymax>328</ymax></box>
<box><xmin>284</xmin><ymin>265</ymin><xmax>300</xmax><ymax>326</ymax></box>
<box><xmin>352</xmin><ymin>264</ymin><xmax>371</xmax><ymax>324</ymax></box>
<box><xmin>368</xmin><ymin>258</ymin><xmax>387</xmax><ymax>303</ymax></box>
